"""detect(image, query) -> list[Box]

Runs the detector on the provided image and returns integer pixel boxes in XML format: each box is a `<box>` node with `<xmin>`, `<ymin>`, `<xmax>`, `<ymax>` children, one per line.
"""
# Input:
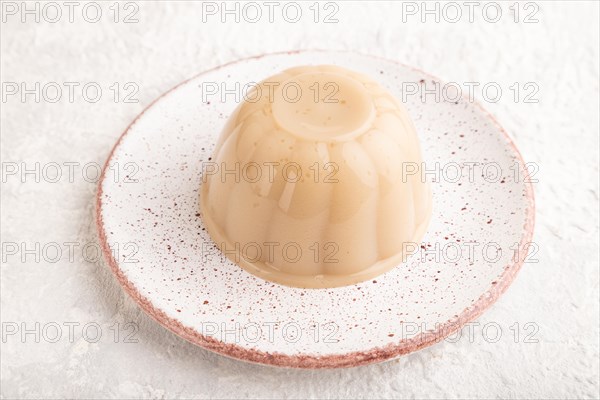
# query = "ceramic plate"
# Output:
<box><xmin>96</xmin><ymin>50</ymin><xmax>535</xmax><ymax>368</ymax></box>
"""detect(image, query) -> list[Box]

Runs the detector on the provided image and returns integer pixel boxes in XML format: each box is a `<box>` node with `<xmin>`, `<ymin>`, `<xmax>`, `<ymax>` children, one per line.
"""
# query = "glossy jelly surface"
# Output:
<box><xmin>200</xmin><ymin>65</ymin><xmax>431</xmax><ymax>288</ymax></box>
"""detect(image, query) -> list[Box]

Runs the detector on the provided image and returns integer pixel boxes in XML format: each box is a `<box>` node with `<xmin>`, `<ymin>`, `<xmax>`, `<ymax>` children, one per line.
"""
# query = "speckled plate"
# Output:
<box><xmin>96</xmin><ymin>50</ymin><xmax>535</xmax><ymax>368</ymax></box>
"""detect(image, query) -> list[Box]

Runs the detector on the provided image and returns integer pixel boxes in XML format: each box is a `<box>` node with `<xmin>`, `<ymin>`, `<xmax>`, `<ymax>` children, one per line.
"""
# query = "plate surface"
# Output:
<box><xmin>96</xmin><ymin>50</ymin><xmax>535</xmax><ymax>368</ymax></box>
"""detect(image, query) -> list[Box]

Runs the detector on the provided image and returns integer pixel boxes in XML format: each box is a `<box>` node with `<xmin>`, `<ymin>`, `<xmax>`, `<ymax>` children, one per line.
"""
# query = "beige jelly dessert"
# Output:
<box><xmin>200</xmin><ymin>65</ymin><xmax>431</xmax><ymax>288</ymax></box>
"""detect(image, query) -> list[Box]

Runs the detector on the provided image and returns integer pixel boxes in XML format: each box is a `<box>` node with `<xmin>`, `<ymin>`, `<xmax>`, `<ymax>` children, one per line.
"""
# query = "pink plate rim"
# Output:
<box><xmin>95</xmin><ymin>49</ymin><xmax>536</xmax><ymax>369</ymax></box>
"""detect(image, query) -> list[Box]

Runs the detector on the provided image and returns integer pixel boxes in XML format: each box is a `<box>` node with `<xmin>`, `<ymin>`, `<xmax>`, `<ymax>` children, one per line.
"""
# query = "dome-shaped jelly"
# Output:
<box><xmin>200</xmin><ymin>65</ymin><xmax>431</xmax><ymax>288</ymax></box>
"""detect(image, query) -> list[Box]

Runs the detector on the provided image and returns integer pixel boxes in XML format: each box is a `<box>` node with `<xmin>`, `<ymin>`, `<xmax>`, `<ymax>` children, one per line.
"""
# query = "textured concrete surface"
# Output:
<box><xmin>1</xmin><ymin>1</ymin><xmax>599</xmax><ymax>398</ymax></box>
